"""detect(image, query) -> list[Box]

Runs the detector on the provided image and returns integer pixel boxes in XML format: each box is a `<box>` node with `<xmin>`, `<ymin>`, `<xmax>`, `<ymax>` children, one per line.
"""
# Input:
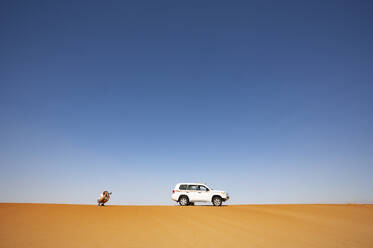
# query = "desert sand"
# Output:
<box><xmin>1</xmin><ymin>203</ymin><xmax>372</xmax><ymax>248</ymax></box>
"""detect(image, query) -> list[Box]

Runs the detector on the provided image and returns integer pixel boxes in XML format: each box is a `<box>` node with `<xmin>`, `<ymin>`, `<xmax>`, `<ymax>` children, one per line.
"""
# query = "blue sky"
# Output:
<box><xmin>1</xmin><ymin>0</ymin><xmax>372</xmax><ymax>205</ymax></box>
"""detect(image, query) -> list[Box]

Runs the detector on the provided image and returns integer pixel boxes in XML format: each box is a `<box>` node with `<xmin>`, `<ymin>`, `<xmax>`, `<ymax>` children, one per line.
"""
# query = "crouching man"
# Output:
<box><xmin>97</xmin><ymin>191</ymin><xmax>112</xmax><ymax>206</ymax></box>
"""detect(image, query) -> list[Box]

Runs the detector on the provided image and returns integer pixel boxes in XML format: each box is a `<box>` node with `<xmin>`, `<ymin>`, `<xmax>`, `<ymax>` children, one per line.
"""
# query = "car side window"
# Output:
<box><xmin>198</xmin><ymin>185</ymin><xmax>208</xmax><ymax>191</ymax></box>
<box><xmin>179</xmin><ymin>184</ymin><xmax>187</xmax><ymax>190</ymax></box>
<box><xmin>187</xmin><ymin>185</ymin><xmax>197</xmax><ymax>190</ymax></box>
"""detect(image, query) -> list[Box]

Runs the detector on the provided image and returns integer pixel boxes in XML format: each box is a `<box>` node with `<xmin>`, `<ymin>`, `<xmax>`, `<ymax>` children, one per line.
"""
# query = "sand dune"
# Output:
<box><xmin>1</xmin><ymin>203</ymin><xmax>372</xmax><ymax>247</ymax></box>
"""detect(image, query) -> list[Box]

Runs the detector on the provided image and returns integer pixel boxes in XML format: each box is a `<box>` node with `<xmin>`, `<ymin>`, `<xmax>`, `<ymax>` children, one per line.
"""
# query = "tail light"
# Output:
<box><xmin>172</xmin><ymin>190</ymin><xmax>175</xmax><ymax>194</ymax></box>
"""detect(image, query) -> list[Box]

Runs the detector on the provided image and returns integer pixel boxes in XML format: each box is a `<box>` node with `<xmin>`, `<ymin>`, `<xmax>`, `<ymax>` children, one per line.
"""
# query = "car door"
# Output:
<box><xmin>186</xmin><ymin>185</ymin><xmax>198</xmax><ymax>201</ymax></box>
<box><xmin>195</xmin><ymin>185</ymin><xmax>211</xmax><ymax>202</ymax></box>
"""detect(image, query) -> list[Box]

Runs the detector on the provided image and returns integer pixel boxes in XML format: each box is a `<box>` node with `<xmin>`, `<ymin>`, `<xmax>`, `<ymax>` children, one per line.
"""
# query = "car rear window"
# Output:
<box><xmin>179</xmin><ymin>184</ymin><xmax>187</xmax><ymax>190</ymax></box>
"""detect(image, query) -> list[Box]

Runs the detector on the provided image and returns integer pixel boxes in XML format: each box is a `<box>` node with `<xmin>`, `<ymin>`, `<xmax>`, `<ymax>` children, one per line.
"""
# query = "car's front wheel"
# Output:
<box><xmin>212</xmin><ymin>196</ymin><xmax>222</xmax><ymax>206</ymax></box>
<box><xmin>179</xmin><ymin>196</ymin><xmax>189</xmax><ymax>206</ymax></box>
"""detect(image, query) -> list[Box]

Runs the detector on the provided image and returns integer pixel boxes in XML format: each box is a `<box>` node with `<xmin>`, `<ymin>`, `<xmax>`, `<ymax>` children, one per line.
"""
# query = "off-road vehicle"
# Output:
<box><xmin>171</xmin><ymin>183</ymin><xmax>229</xmax><ymax>206</ymax></box>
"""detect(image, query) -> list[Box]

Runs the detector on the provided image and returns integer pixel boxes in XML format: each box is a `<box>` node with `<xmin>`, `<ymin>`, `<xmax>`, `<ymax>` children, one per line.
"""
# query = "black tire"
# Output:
<box><xmin>189</xmin><ymin>202</ymin><xmax>195</xmax><ymax>206</ymax></box>
<box><xmin>212</xmin><ymin>196</ymin><xmax>222</xmax><ymax>206</ymax></box>
<box><xmin>179</xmin><ymin>196</ymin><xmax>189</xmax><ymax>206</ymax></box>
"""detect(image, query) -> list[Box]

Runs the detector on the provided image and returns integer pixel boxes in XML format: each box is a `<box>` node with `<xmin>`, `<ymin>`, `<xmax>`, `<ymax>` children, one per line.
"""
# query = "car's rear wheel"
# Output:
<box><xmin>212</xmin><ymin>196</ymin><xmax>222</xmax><ymax>206</ymax></box>
<box><xmin>179</xmin><ymin>196</ymin><xmax>189</xmax><ymax>206</ymax></box>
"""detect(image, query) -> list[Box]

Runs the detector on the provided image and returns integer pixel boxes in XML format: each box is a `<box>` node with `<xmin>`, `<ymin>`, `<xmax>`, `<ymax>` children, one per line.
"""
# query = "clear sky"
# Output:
<box><xmin>1</xmin><ymin>0</ymin><xmax>372</xmax><ymax>205</ymax></box>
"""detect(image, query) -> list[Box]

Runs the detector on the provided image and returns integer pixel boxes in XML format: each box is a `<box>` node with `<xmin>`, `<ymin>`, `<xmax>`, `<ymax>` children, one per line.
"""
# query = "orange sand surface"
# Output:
<box><xmin>1</xmin><ymin>203</ymin><xmax>372</xmax><ymax>248</ymax></box>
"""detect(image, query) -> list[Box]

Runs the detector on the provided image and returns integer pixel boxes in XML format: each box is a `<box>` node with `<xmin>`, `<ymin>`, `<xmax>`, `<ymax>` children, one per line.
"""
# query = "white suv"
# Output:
<box><xmin>171</xmin><ymin>183</ymin><xmax>229</xmax><ymax>206</ymax></box>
